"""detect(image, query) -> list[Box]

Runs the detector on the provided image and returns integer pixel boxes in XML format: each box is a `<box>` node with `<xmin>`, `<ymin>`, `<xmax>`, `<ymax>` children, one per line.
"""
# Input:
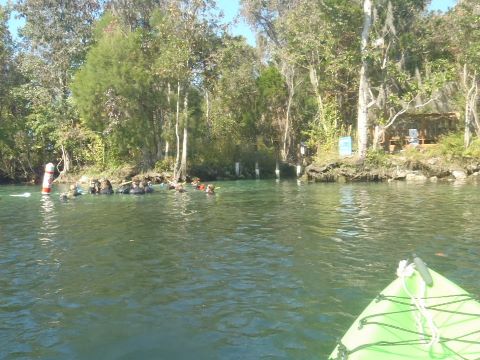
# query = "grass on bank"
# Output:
<box><xmin>61</xmin><ymin>132</ymin><xmax>480</xmax><ymax>184</ymax></box>
<box><xmin>314</xmin><ymin>132</ymin><xmax>480</xmax><ymax>169</ymax></box>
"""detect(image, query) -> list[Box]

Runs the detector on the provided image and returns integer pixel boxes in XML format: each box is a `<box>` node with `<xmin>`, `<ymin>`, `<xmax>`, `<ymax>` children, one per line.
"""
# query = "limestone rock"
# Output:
<box><xmin>406</xmin><ymin>172</ymin><xmax>427</xmax><ymax>182</ymax></box>
<box><xmin>452</xmin><ymin>170</ymin><xmax>467</xmax><ymax>180</ymax></box>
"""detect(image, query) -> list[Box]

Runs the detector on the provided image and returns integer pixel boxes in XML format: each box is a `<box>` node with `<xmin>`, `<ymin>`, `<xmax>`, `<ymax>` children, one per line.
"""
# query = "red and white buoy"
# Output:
<box><xmin>41</xmin><ymin>163</ymin><xmax>55</xmax><ymax>195</ymax></box>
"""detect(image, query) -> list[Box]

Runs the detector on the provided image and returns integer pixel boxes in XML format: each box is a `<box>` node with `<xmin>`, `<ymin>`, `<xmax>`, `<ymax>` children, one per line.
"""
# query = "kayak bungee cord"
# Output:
<box><xmin>397</xmin><ymin>259</ymin><xmax>440</xmax><ymax>347</ymax></box>
<box><xmin>334</xmin><ymin>297</ymin><xmax>480</xmax><ymax>360</ymax></box>
<box><xmin>374</xmin><ymin>293</ymin><xmax>480</xmax><ymax>317</ymax></box>
<box><xmin>332</xmin><ymin>259</ymin><xmax>480</xmax><ymax>360</ymax></box>
<box><xmin>335</xmin><ymin>331</ymin><xmax>480</xmax><ymax>360</ymax></box>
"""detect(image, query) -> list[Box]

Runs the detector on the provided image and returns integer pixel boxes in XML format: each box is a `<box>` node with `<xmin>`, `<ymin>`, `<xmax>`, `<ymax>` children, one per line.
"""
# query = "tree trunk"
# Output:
<box><xmin>309</xmin><ymin>65</ymin><xmax>325</xmax><ymax>132</ymax></box>
<box><xmin>357</xmin><ymin>0</ymin><xmax>373</xmax><ymax>159</ymax></box>
<box><xmin>178</xmin><ymin>94</ymin><xmax>189</xmax><ymax>181</ymax></box>
<box><xmin>165</xmin><ymin>82</ymin><xmax>172</xmax><ymax>160</ymax></box>
<box><xmin>281</xmin><ymin>63</ymin><xmax>295</xmax><ymax>161</ymax></box>
<box><xmin>473</xmin><ymin>81</ymin><xmax>479</xmax><ymax>137</ymax></box>
<box><xmin>155</xmin><ymin>110</ymin><xmax>162</xmax><ymax>161</ymax></box>
<box><xmin>282</xmin><ymin>82</ymin><xmax>294</xmax><ymax>161</ymax></box>
<box><xmin>54</xmin><ymin>144</ymin><xmax>71</xmax><ymax>183</ymax></box>
<box><xmin>61</xmin><ymin>144</ymin><xmax>71</xmax><ymax>174</ymax></box>
<box><xmin>372</xmin><ymin>125</ymin><xmax>385</xmax><ymax>149</ymax></box>
<box><xmin>173</xmin><ymin>81</ymin><xmax>181</xmax><ymax>180</ymax></box>
<box><xmin>165</xmin><ymin>141</ymin><xmax>170</xmax><ymax>160</ymax></box>
<box><xmin>205</xmin><ymin>90</ymin><xmax>211</xmax><ymax>138</ymax></box>
<box><xmin>463</xmin><ymin>65</ymin><xmax>477</xmax><ymax>149</ymax></box>
<box><xmin>464</xmin><ymin>93</ymin><xmax>473</xmax><ymax>149</ymax></box>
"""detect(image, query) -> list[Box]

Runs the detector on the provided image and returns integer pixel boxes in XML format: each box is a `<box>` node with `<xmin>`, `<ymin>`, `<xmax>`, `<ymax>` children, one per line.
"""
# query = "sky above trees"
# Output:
<box><xmin>214</xmin><ymin>0</ymin><xmax>457</xmax><ymax>46</ymax></box>
<box><xmin>1</xmin><ymin>0</ymin><xmax>459</xmax><ymax>43</ymax></box>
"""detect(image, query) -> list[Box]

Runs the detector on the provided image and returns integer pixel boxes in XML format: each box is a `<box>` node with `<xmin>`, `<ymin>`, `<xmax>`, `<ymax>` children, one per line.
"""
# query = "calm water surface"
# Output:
<box><xmin>1</xmin><ymin>180</ymin><xmax>479</xmax><ymax>359</ymax></box>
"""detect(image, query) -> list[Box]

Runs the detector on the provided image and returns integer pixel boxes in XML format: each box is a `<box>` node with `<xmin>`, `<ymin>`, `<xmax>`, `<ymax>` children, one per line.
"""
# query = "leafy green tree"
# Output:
<box><xmin>278</xmin><ymin>0</ymin><xmax>361</xmax><ymax>153</ymax></box>
<box><xmin>0</xmin><ymin>5</ymin><xmax>17</xmax><ymax>180</ymax></box>
<box><xmin>256</xmin><ymin>65</ymin><xmax>287</xmax><ymax>150</ymax></box>
<box><xmin>207</xmin><ymin>36</ymin><xmax>260</xmax><ymax>146</ymax></box>
<box><xmin>354</xmin><ymin>0</ymin><xmax>457</xmax><ymax>152</ymax></box>
<box><xmin>241</xmin><ymin>0</ymin><xmax>361</xmax><ymax>160</ymax></box>
<box><xmin>73</xmin><ymin>13</ymin><xmax>159</xmax><ymax>168</ymax></box>
<box><xmin>447</xmin><ymin>0</ymin><xmax>480</xmax><ymax>147</ymax></box>
<box><xmin>106</xmin><ymin>0</ymin><xmax>164</xmax><ymax>30</ymax></box>
<box><xmin>148</xmin><ymin>0</ymin><xmax>219</xmax><ymax>180</ymax></box>
<box><xmin>0</xmin><ymin>5</ymin><xmax>37</xmax><ymax>181</ymax></box>
<box><xmin>15</xmin><ymin>0</ymin><xmax>102</xmax><ymax>174</ymax></box>
<box><xmin>3</xmin><ymin>0</ymin><xmax>478</xmax><ymax>183</ymax></box>
<box><xmin>241</xmin><ymin>0</ymin><xmax>301</xmax><ymax>161</ymax></box>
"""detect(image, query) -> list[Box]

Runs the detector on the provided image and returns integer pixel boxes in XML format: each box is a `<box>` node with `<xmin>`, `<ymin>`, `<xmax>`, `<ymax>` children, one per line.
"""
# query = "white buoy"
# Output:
<box><xmin>235</xmin><ymin>162</ymin><xmax>240</xmax><ymax>177</ymax></box>
<box><xmin>41</xmin><ymin>163</ymin><xmax>55</xmax><ymax>195</ymax></box>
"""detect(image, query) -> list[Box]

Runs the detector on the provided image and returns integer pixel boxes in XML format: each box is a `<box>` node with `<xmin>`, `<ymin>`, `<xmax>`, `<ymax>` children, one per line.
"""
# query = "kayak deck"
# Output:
<box><xmin>329</xmin><ymin>266</ymin><xmax>480</xmax><ymax>359</ymax></box>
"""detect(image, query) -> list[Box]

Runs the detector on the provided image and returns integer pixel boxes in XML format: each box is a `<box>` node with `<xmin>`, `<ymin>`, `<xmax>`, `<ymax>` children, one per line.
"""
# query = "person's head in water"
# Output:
<box><xmin>101</xmin><ymin>179</ymin><xmax>112</xmax><ymax>190</ymax></box>
<box><xmin>89</xmin><ymin>179</ymin><xmax>100</xmax><ymax>194</ymax></box>
<box><xmin>175</xmin><ymin>183</ymin><xmax>185</xmax><ymax>192</ymax></box>
<box><xmin>65</xmin><ymin>184</ymin><xmax>81</xmax><ymax>198</ymax></box>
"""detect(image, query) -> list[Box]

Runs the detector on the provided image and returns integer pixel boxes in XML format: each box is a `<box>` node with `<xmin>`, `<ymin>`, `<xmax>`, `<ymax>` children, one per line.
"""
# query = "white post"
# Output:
<box><xmin>296</xmin><ymin>164</ymin><xmax>302</xmax><ymax>177</ymax></box>
<box><xmin>275</xmin><ymin>161</ymin><xmax>280</xmax><ymax>180</ymax></box>
<box><xmin>235</xmin><ymin>162</ymin><xmax>240</xmax><ymax>177</ymax></box>
<box><xmin>255</xmin><ymin>162</ymin><xmax>260</xmax><ymax>179</ymax></box>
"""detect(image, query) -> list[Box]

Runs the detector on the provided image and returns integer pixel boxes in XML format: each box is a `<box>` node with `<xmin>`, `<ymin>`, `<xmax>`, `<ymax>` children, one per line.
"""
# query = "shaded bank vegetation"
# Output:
<box><xmin>0</xmin><ymin>0</ymin><xmax>479</xmax><ymax>183</ymax></box>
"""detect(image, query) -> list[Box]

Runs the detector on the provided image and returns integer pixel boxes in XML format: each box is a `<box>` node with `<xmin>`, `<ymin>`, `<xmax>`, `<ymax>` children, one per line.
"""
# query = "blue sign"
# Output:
<box><xmin>339</xmin><ymin>136</ymin><xmax>352</xmax><ymax>157</ymax></box>
<box><xmin>409</xmin><ymin>128</ymin><xmax>419</xmax><ymax>145</ymax></box>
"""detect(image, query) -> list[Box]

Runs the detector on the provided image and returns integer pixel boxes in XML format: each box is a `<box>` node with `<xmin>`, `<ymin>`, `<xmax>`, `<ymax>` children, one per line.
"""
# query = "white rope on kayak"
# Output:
<box><xmin>396</xmin><ymin>260</ymin><xmax>440</xmax><ymax>347</ymax></box>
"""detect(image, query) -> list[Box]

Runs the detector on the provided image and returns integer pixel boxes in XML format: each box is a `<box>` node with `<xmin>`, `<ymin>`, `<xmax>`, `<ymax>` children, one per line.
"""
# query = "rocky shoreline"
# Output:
<box><xmin>14</xmin><ymin>154</ymin><xmax>480</xmax><ymax>187</ymax></box>
<box><xmin>305</xmin><ymin>156</ymin><xmax>480</xmax><ymax>183</ymax></box>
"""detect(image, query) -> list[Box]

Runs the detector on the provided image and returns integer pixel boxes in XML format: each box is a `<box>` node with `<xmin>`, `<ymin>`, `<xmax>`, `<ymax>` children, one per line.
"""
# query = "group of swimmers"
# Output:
<box><xmin>89</xmin><ymin>179</ymin><xmax>115</xmax><ymax>194</ymax></box>
<box><xmin>60</xmin><ymin>177</ymin><xmax>215</xmax><ymax>200</ymax></box>
<box><xmin>190</xmin><ymin>177</ymin><xmax>215</xmax><ymax>194</ymax></box>
<box><xmin>167</xmin><ymin>178</ymin><xmax>215</xmax><ymax>195</ymax></box>
<box><xmin>106</xmin><ymin>179</ymin><xmax>154</xmax><ymax>195</ymax></box>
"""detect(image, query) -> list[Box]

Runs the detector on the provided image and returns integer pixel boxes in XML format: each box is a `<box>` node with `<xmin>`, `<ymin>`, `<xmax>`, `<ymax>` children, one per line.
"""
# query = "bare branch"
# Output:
<box><xmin>414</xmin><ymin>97</ymin><xmax>436</xmax><ymax>109</ymax></box>
<box><xmin>384</xmin><ymin>97</ymin><xmax>437</xmax><ymax>129</ymax></box>
<box><xmin>381</xmin><ymin>41</ymin><xmax>391</xmax><ymax>70</ymax></box>
<box><xmin>384</xmin><ymin>107</ymin><xmax>408</xmax><ymax>129</ymax></box>
<box><xmin>367</xmin><ymin>87</ymin><xmax>376</xmax><ymax>108</ymax></box>
<box><xmin>472</xmin><ymin>75</ymin><xmax>479</xmax><ymax>135</ymax></box>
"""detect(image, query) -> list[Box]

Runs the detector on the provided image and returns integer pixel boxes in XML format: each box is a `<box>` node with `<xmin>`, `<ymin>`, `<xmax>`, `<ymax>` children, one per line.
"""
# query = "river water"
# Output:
<box><xmin>1</xmin><ymin>180</ymin><xmax>479</xmax><ymax>359</ymax></box>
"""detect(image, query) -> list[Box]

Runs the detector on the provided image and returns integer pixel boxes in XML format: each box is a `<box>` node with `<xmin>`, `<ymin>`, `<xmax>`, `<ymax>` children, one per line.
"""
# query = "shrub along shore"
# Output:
<box><xmin>47</xmin><ymin>153</ymin><xmax>480</xmax><ymax>188</ymax></box>
<box><xmin>2</xmin><ymin>133</ymin><xmax>480</xmax><ymax>186</ymax></box>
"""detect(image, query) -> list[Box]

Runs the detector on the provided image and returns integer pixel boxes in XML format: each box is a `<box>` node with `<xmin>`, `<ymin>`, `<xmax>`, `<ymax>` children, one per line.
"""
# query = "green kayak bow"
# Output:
<box><xmin>329</xmin><ymin>257</ymin><xmax>480</xmax><ymax>360</ymax></box>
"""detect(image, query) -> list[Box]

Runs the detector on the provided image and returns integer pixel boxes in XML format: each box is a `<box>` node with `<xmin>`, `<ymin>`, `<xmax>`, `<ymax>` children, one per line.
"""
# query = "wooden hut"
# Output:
<box><xmin>383</xmin><ymin>112</ymin><xmax>459</xmax><ymax>152</ymax></box>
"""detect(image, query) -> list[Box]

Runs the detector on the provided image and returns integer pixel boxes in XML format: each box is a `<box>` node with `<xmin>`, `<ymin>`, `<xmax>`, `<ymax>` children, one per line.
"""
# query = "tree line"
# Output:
<box><xmin>0</xmin><ymin>0</ymin><xmax>479</xmax><ymax>182</ymax></box>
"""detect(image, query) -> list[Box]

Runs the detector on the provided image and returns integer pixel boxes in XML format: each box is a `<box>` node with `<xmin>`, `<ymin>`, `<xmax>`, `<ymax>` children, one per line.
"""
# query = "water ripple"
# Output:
<box><xmin>1</xmin><ymin>181</ymin><xmax>479</xmax><ymax>359</ymax></box>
